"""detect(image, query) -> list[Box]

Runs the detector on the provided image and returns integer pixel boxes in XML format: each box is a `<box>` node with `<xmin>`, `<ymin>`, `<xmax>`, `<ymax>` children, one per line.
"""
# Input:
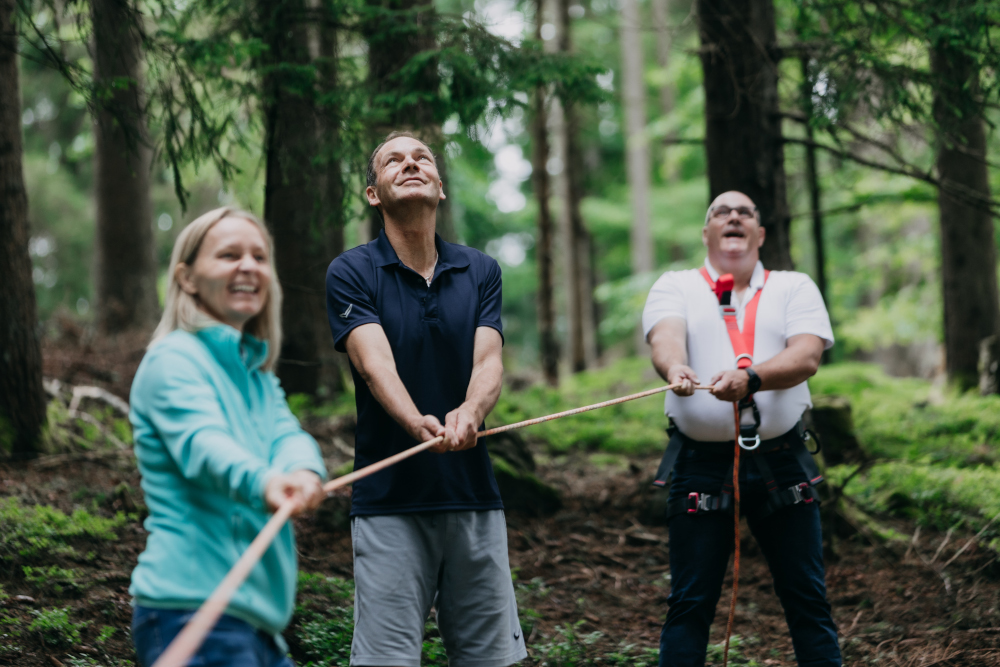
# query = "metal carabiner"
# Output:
<box><xmin>738</xmin><ymin>433</ymin><xmax>761</xmax><ymax>450</ymax></box>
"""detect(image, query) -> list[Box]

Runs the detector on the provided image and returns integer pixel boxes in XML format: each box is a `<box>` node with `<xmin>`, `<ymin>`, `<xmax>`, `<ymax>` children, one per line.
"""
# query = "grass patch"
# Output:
<box><xmin>22</xmin><ymin>565</ymin><xmax>86</xmax><ymax>594</ymax></box>
<box><xmin>810</xmin><ymin>363</ymin><xmax>1000</xmax><ymax>465</ymax></box>
<box><xmin>812</xmin><ymin>363</ymin><xmax>1000</xmax><ymax>544</ymax></box>
<box><xmin>28</xmin><ymin>606</ymin><xmax>86</xmax><ymax>647</ymax></box>
<box><xmin>0</xmin><ymin>497</ymin><xmax>128</xmax><ymax>561</ymax></box>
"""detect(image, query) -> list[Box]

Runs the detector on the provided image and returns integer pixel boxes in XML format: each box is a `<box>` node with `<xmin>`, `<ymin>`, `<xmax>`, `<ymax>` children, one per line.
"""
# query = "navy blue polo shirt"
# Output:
<box><xmin>326</xmin><ymin>230</ymin><xmax>505</xmax><ymax>516</ymax></box>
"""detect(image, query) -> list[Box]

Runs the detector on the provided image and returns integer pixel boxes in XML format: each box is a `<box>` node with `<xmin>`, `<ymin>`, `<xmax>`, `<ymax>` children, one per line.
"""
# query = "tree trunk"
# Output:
<box><xmin>363</xmin><ymin>0</ymin><xmax>456</xmax><ymax>242</ymax></box>
<box><xmin>930</xmin><ymin>41</ymin><xmax>1000</xmax><ymax>391</ymax></box>
<box><xmin>91</xmin><ymin>0</ymin><xmax>157</xmax><ymax>333</ymax></box>
<box><xmin>261</xmin><ymin>0</ymin><xmax>329</xmax><ymax>396</ymax></box>
<box><xmin>620</xmin><ymin>0</ymin><xmax>654</xmax><ymax>354</ymax></box>
<box><xmin>695</xmin><ymin>0</ymin><xmax>792</xmax><ymax>270</ymax></box>
<box><xmin>555</xmin><ymin>0</ymin><xmax>595</xmax><ymax>372</ymax></box>
<box><xmin>651</xmin><ymin>0</ymin><xmax>676</xmax><ymax>181</ymax></box>
<box><xmin>531</xmin><ymin>0</ymin><xmax>559</xmax><ymax>387</ymax></box>
<box><xmin>0</xmin><ymin>0</ymin><xmax>46</xmax><ymax>458</ymax></box>
<box><xmin>317</xmin><ymin>0</ymin><xmax>346</xmax><ymax>395</ymax></box>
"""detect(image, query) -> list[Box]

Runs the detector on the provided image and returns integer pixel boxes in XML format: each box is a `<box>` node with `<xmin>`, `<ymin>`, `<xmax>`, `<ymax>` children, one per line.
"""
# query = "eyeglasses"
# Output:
<box><xmin>709</xmin><ymin>205</ymin><xmax>757</xmax><ymax>220</ymax></box>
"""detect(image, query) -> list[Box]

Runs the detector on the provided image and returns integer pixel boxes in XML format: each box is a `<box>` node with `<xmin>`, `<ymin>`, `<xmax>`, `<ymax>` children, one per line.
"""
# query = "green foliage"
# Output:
<box><xmin>601</xmin><ymin>644</ymin><xmax>660</xmax><ymax>667</ymax></box>
<box><xmin>297</xmin><ymin>572</ymin><xmax>354</xmax><ymax>600</ymax></box>
<box><xmin>22</xmin><ymin>565</ymin><xmax>85</xmax><ymax>594</ymax></box>
<box><xmin>0</xmin><ymin>497</ymin><xmax>127</xmax><ymax>560</ymax></box>
<box><xmin>96</xmin><ymin>625</ymin><xmax>116</xmax><ymax>644</ymax></box>
<box><xmin>530</xmin><ymin>621</ymin><xmax>603</xmax><ymax>666</ymax></box>
<box><xmin>706</xmin><ymin>635</ymin><xmax>753</xmax><ymax>665</ymax></box>
<box><xmin>492</xmin><ymin>357</ymin><xmax>667</xmax><ymax>454</ymax></box>
<box><xmin>810</xmin><ymin>364</ymin><xmax>1000</xmax><ymax>464</ymax></box>
<box><xmin>28</xmin><ymin>607</ymin><xmax>85</xmax><ymax>647</ymax></box>
<box><xmin>811</xmin><ymin>364</ymin><xmax>1000</xmax><ymax>542</ymax></box>
<box><xmin>296</xmin><ymin>605</ymin><xmax>354</xmax><ymax>667</ymax></box>
<box><xmin>64</xmin><ymin>656</ymin><xmax>135</xmax><ymax>667</ymax></box>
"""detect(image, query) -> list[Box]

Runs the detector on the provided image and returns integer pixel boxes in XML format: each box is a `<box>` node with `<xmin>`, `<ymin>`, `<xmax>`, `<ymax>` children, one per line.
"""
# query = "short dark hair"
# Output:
<box><xmin>366</xmin><ymin>131</ymin><xmax>436</xmax><ymax>189</ymax></box>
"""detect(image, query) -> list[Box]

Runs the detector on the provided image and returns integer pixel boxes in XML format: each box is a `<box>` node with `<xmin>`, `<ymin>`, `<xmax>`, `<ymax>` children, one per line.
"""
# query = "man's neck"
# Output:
<box><xmin>707</xmin><ymin>254</ymin><xmax>758</xmax><ymax>292</ymax></box>
<box><xmin>383</xmin><ymin>211</ymin><xmax>438</xmax><ymax>276</ymax></box>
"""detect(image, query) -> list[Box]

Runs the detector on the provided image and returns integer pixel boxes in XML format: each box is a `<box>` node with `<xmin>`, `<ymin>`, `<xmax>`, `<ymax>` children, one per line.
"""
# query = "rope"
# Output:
<box><xmin>722</xmin><ymin>402</ymin><xmax>742</xmax><ymax>667</ymax></box>
<box><xmin>151</xmin><ymin>381</ymin><xmax>710</xmax><ymax>667</ymax></box>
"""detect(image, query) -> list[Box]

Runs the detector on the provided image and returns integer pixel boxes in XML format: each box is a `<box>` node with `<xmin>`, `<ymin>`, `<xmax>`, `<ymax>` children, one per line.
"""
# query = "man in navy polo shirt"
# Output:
<box><xmin>326</xmin><ymin>131</ymin><xmax>526</xmax><ymax>667</ymax></box>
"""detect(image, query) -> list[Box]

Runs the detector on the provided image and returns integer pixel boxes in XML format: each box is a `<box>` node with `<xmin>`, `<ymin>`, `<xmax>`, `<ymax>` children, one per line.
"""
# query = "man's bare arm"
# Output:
<box><xmin>647</xmin><ymin>317</ymin><xmax>699</xmax><ymax>396</ymax></box>
<box><xmin>344</xmin><ymin>323</ymin><xmax>448</xmax><ymax>451</ymax></box>
<box><xmin>709</xmin><ymin>334</ymin><xmax>825</xmax><ymax>402</ymax></box>
<box><xmin>444</xmin><ymin>327</ymin><xmax>504</xmax><ymax>450</ymax></box>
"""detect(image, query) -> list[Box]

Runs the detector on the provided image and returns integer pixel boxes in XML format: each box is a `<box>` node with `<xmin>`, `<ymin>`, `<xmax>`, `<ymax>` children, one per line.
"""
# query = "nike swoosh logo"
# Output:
<box><xmin>514</xmin><ymin>630</ymin><xmax>521</xmax><ymax>640</ymax></box>
<box><xmin>339</xmin><ymin>304</ymin><xmax>353</xmax><ymax>319</ymax></box>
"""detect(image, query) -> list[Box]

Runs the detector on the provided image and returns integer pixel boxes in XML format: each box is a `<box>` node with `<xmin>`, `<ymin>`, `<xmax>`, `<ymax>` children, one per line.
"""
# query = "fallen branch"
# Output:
<box><xmin>68</xmin><ymin>385</ymin><xmax>130</xmax><ymax>416</ymax></box>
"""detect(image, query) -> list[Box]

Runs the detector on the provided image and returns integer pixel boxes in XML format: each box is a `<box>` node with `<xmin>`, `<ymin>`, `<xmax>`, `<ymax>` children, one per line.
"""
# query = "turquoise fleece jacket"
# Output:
<box><xmin>128</xmin><ymin>325</ymin><xmax>327</xmax><ymax>637</ymax></box>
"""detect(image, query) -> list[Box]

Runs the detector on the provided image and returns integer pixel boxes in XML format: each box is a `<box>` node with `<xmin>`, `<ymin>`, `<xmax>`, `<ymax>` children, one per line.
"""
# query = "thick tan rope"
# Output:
<box><xmin>151</xmin><ymin>382</ymin><xmax>710</xmax><ymax>667</ymax></box>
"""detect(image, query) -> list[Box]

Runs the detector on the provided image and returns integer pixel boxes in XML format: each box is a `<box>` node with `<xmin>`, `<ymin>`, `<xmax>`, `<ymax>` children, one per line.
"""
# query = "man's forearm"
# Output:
<box><xmin>357</xmin><ymin>358</ymin><xmax>424</xmax><ymax>432</ymax></box>
<box><xmin>460</xmin><ymin>328</ymin><xmax>504</xmax><ymax>423</ymax></box>
<box><xmin>648</xmin><ymin>318</ymin><xmax>689</xmax><ymax>382</ymax></box>
<box><xmin>461</xmin><ymin>357</ymin><xmax>503</xmax><ymax>424</ymax></box>
<box><xmin>752</xmin><ymin>335</ymin><xmax>823</xmax><ymax>391</ymax></box>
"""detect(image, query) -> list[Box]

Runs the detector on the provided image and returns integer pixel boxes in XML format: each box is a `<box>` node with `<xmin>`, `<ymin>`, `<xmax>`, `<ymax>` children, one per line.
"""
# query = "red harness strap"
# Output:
<box><xmin>699</xmin><ymin>265</ymin><xmax>769</xmax><ymax>667</ymax></box>
<box><xmin>699</xmin><ymin>266</ymin><xmax>770</xmax><ymax>368</ymax></box>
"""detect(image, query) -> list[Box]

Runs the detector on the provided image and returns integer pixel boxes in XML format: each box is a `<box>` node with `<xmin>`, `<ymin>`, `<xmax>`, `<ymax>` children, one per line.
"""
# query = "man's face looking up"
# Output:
<box><xmin>702</xmin><ymin>191</ymin><xmax>765</xmax><ymax>259</ymax></box>
<box><xmin>367</xmin><ymin>137</ymin><xmax>446</xmax><ymax>216</ymax></box>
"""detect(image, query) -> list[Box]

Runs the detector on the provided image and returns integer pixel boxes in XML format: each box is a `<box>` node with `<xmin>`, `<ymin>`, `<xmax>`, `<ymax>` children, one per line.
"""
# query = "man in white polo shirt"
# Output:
<box><xmin>642</xmin><ymin>191</ymin><xmax>841</xmax><ymax>667</ymax></box>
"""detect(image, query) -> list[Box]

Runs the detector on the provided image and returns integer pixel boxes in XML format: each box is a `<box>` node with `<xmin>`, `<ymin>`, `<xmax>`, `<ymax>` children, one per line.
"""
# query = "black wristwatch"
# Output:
<box><xmin>744</xmin><ymin>367</ymin><xmax>762</xmax><ymax>396</ymax></box>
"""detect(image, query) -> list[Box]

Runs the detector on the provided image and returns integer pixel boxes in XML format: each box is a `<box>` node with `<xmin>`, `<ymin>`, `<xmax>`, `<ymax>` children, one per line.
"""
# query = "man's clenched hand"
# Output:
<box><xmin>443</xmin><ymin>404</ymin><xmax>481</xmax><ymax>452</ymax></box>
<box><xmin>709</xmin><ymin>369</ymin><xmax>750</xmax><ymax>402</ymax></box>
<box><xmin>668</xmin><ymin>364</ymin><xmax>700</xmax><ymax>396</ymax></box>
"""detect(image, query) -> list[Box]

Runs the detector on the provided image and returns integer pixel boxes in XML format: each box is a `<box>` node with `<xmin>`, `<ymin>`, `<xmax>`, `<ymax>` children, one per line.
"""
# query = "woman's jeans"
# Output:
<box><xmin>659</xmin><ymin>445</ymin><xmax>842</xmax><ymax>667</ymax></box>
<box><xmin>132</xmin><ymin>606</ymin><xmax>294</xmax><ymax>667</ymax></box>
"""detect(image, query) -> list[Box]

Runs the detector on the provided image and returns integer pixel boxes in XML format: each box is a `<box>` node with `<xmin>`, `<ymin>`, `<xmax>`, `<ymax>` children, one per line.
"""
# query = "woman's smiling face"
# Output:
<box><xmin>178</xmin><ymin>216</ymin><xmax>272</xmax><ymax>331</ymax></box>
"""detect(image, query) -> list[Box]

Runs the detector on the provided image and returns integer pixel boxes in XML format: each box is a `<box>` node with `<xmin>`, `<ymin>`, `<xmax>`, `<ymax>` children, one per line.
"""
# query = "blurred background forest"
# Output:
<box><xmin>8</xmin><ymin>0</ymin><xmax>1000</xmax><ymax>401</ymax></box>
<box><xmin>6</xmin><ymin>0</ymin><xmax>1000</xmax><ymax>664</ymax></box>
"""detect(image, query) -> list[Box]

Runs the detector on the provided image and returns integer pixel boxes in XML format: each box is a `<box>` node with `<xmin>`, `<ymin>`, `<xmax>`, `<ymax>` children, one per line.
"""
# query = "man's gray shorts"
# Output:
<box><xmin>350</xmin><ymin>510</ymin><xmax>527</xmax><ymax>667</ymax></box>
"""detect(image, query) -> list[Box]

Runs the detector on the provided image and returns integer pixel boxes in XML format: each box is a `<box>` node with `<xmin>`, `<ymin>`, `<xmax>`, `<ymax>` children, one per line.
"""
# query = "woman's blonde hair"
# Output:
<box><xmin>150</xmin><ymin>206</ymin><xmax>283</xmax><ymax>372</ymax></box>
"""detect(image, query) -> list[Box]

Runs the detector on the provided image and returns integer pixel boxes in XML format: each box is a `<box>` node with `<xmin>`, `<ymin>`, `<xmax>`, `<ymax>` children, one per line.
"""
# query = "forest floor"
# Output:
<box><xmin>2</xmin><ymin>335</ymin><xmax>999</xmax><ymax>665</ymax></box>
<box><xmin>2</xmin><ymin>439</ymin><xmax>1000</xmax><ymax>667</ymax></box>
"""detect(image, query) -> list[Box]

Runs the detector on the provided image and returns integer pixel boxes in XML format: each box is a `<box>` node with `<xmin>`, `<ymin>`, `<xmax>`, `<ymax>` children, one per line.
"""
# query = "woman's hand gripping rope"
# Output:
<box><xmin>151</xmin><ymin>381</ymin><xmax>712</xmax><ymax>667</ymax></box>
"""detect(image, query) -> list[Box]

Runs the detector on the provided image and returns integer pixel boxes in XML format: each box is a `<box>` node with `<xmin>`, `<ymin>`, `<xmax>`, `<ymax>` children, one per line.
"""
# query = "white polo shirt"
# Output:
<box><xmin>641</xmin><ymin>258</ymin><xmax>834</xmax><ymax>442</ymax></box>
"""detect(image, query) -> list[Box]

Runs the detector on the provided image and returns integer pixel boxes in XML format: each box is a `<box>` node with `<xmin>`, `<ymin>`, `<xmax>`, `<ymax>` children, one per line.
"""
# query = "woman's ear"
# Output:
<box><xmin>176</xmin><ymin>263</ymin><xmax>198</xmax><ymax>296</ymax></box>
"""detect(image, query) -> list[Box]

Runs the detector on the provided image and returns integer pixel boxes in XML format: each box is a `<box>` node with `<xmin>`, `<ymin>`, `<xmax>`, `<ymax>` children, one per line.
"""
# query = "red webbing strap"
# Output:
<box><xmin>699</xmin><ymin>267</ymin><xmax>769</xmax><ymax>368</ymax></box>
<box><xmin>699</xmin><ymin>266</ymin><xmax>768</xmax><ymax>667</ymax></box>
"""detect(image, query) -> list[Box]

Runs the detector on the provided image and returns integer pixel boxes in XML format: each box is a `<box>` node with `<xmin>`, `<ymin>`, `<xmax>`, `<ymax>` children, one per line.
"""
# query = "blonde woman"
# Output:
<box><xmin>128</xmin><ymin>207</ymin><xmax>327</xmax><ymax>667</ymax></box>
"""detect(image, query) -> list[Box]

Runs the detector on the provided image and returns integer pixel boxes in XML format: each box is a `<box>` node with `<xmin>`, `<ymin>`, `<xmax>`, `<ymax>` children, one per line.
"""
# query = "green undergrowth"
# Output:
<box><xmin>0</xmin><ymin>497</ymin><xmax>128</xmax><ymax>563</ymax></box>
<box><xmin>812</xmin><ymin>363</ymin><xmax>1000</xmax><ymax>542</ymax></box>
<box><xmin>293</xmin><ymin>573</ymin><xmax>674</xmax><ymax>666</ymax></box>
<box><xmin>490</xmin><ymin>357</ymin><xmax>668</xmax><ymax>454</ymax></box>
<box><xmin>810</xmin><ymin>363</ymin><xmax>1000</xmax><ymax>464</ymax></box>
<box><xmin>293</xmin><ymin>572</ymin><xmax>457</xmax><ymax>667</ymax></box>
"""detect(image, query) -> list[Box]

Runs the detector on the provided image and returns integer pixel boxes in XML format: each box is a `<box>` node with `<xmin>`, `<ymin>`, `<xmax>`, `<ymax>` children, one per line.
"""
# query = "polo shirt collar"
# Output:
<box><xmin>372</xmin><ymin>229</ymin><xmax>471</xmax><ymax>272</ymax></box>
<box><xmin>703</xmin><ymin>257</ymin><xmax>765</xmax><ymax>290</ymax></box>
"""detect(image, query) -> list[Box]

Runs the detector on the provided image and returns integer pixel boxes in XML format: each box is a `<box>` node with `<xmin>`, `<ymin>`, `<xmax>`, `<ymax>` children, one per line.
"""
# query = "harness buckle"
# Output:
<box><xmin>738</xmin><ymin>433</ymin><xmax>761</xmax><ymax>450</ymax></box>
<box><xmin>790</xmin><ymin>482</ymin><xmax>814</xmax><ymax>504</ymax></box>
<box><xmin>719</xmin><ymin>305</ymin><xmax>737</xmax><ymax>319</ymax></box>
<box><xmin>686</xmin><ymin>492</ymin><xmax>714</xmax><ymax>514</ymax></box>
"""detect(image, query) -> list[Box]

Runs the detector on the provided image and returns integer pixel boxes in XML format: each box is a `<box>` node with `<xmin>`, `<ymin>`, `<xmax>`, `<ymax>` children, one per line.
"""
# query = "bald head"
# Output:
<box><xmin>705</xmin><ymin>191</ymin><xmax>759</xmax><ymax>226</ymax></box>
